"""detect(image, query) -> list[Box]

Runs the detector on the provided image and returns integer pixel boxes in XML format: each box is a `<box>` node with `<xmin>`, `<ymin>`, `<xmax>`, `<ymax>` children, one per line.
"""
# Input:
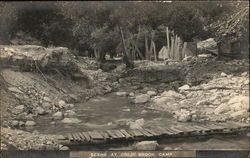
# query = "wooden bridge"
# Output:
<box><xmin>58</xmin><ymin>121</ymin><xmax>250</xmax><ymax>146</ymax></box>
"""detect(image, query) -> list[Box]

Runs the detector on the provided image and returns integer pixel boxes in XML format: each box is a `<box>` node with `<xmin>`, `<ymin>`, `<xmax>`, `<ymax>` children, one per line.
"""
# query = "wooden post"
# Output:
<box><xmin>166</xmin><ymin>27</ymin><xmax>170</xmax><ymax>59</ymax></box>
<box><xmin>153</xmin><ymin>41</ymin><xmax>157</xmax><ymax>61</ymax></box>
<box><xmin>145</xmin><ymin>34</ymin><xmax>149</xmax><ymax>60</ymax></box>
<box><xmin>182</xmin><ymin>42</ymin><xmax>187</xmax><ymax>58</ymax></box>
<box><xmin>176</xmin><ymin>37</ymin><xmax>180</xmax><ymax>60</ymax></box>
<box><xmin>170</xmin><ymin>37</ymin><xmax>174</xmax><ymax>59</ymax></box>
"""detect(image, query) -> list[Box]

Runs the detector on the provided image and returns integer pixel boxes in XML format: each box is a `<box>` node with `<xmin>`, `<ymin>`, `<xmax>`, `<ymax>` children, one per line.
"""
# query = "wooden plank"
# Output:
<box><xmin>193</xmin><ymin>125</ymin><xmax>211</xmax><ymax>131</ymax></box>
<box><xmin>168</xmin><ymin>127</ymin><xmax>183</xmax><ymax>134</ymax></box>
<box><xmin>67</xmin><ymin>133</ymin><xmax>74</xmax><ymax>141</ymax></box>
<box><xmin>158</xmin><ymin>127</ymin><xmax>174</xmax><ymax>135</ymax></box>
<box><xmin>119</xmin><ymin>129</ymin><xmax>132</xmax><ymax>139</ymax></box>
<box><xmin>178</xmin><ymin>126</ymin><xmax>197</xmax><ymax>133</ymax></box>
<box><xmin>71</xmin><ymin>133</ymin><xmax>78</xmax><ymax>141</ymax></box>
<box><xmin>74</xmin><ymin>132</ymin><xmax>82</xmax><ymax>141</ymax></box>
<box><xmin>88</xmin><ymin>131</ymin><xmax>104</xmax><ymax>140</ymax></box>
<box><xmin>142</xmin><ymin>128</ymin><xmax>159</xmax><ymax>136</ymax></box>
<box><xmin>81</xmin><ymin>132</ymin><xmax>91</xmax><ymax>142</ymax></box>
<box><xmin>112</xmin><ymin>130</ymin><xmax>126</xmax><ymax>138</ymax></box>
<box><xmin>127</xmin><ymin>130</ymin><xmax>144</xmax><ymax>137</ymax></box>
<box><xmin>98</xmin><ymin>131</ymin><xmax>110</xmax><ymax>140</ymax></box>
<box><xmin>78</xmin><ymin>132</ymin><xmax>86</xmax><ymax>141</ymax></box>
<box><xmin>106</xmin><ymin>130</ymin><xmax>119</xmax><ymax>139</ymax></box>
<box><xmin>133</xmin><ymin>129</ymin><xmax>144</xmax><ymax>137</ymax></box>
<box><xmin>137</xmin><ymin>128</ymin><xmax>153</xmax><ymax>137</ymax></box>
<box><xmin>164</xmin><ymin>127</ymin><xmax>180</xmax><ymax>135</ymax></box>
<box><xmin>154</xmin><ymin>127</ymin><xmax>167</xmax><ymax>135</ymax></box>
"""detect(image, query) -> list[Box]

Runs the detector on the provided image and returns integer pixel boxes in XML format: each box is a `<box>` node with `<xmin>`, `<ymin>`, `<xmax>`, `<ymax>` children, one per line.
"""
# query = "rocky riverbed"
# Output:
<box><xmin>1</xmin><ymin>45</ymin><xmax>249</xmax><ymax>150</ymax></box>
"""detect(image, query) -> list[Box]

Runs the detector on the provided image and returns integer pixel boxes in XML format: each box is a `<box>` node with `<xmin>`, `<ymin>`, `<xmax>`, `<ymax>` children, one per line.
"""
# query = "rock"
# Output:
<box><xmin>141</xmin><ymin>110</ymin><xmax>147</xmax><ymax>114</ymax></box>
<box><xmin>220</xmin><ymin>72</ymin><xmax>227</xmax><ymax>77</ymax></box>
<box><xmin>134</xmin><ymin>94</ymin><xmax>150</xmax><ymax>104</ymax></box>
<box><xmin>161</xmin><ymin>90</ymin><xmax>184</xmax><ymax>99</ymax></box>
<box><xmin>50</xmin><ymin>121</ymin><xmax>56</xmax><ymax>125</ymax></box>
<box><xmin>241</xmin><ymin>72</ymin><xmax>248</xmax><ymax>76</ymax></box>
<box><xmin>60</xmin><ymin>146</ymin><xmax>70</xmax><ymax>150</ymax></box>
<box><xmin>19</xmin><ymin>121</ymin><xmax>25</xmax><ymax>126</ymax></box>
<box><xmin>129</xmin><ymin>118</ymin><xmax>144</xmax><ymax>129</ymax></box>
<box><xmin>8</xmin><ymin>87</ymin><xmax>23</xmax><ymax>94</ymax></box>
<box><xmin>228</xmin><ymin>95</ymin><xmax>249</xmax><ymax>111</ymax></box>
<box><xmin>43</xmin><ymin>97</ymin><xmax>52</xmax><ymax>102</ymax></box>
<box><xmin>118</xmin><ymin>78</ymin><xmax>127</xmax><ymax>84</ymax></box>
<box><xmin>13</xmin><ymin>105</ymin><xmax>25</xmax><ymax>114</ymax></box>
<box><xmin>214</xmin><ymin>103</ymin><xmax>230</xmax><ymax>115</ymax></box>
<box><xmin>134</xmin><ymin>141</ymin><xmax>159</xmax><ymax>150</ymax></box>
<box><xmin>116</xmin><ymin>92</ymin><xmax>127</xmax><ymax>97</ymax></box>
<box><xmin>11</xmin><ymin>120</ymin><xmax>19</xmax><ymax>127</ymax></box>
<box><xmin>61</xmin><ymin>118</ymin><xmax>81</xmax><ymax>124</ymax></box>
<box><xmin>25</xmin><ymin>121</ymin><xmax>36</xmax><ymax>126</ymax></box>
<box><xmin>244</xmin><ymin>79</ymin><xmax>249</xmax><ymax>85</ymax></box>
<box><xmin>58</xmin><ymin>100</ymin><xmax>66</xmax><ymax>108</ymax></box>
<box><xmin>64</xmin><ymin>110</ymin><xmax>76</xmax><ymax>117</ymax></box>
<box><xmin>178</xmin><ymin>84</ymin><xmax>190</xmax><ymax>90</ymax></box>
<box><xmin>230</xmin><ymin>110</ymin><xmax>248</xmax><ymax>119</ymax></box>
<box><xmin>182</xmin><ymin>56</ymin><xmax>192</xmax><ymax>61</ymax></box>
<box><xmin>122</xmin><ymin>108</ymin><xmax>131</xmax><ymax>112</ymax></box>
<box><xmin>42</xmin><ymin>103</ymin><xmax>52</xmax><ymax>109</ymax></box>
<box><xmin>129</xmin><ymin>92</ymin><xmax>135</xmax><ymax>97</ymax></box>
<box><xmin>36</xmin><ymin>107</ymin><xmax>46</xmax><ymax>115</ymax></box>
<box><xmin>52</xmin><ymin>112</ymin><xmax>63</xmax><ymax>120</ymax></box>
<box><xmin>147</xmin><ymin>91</ymin><xmax>157</xmax><ymax>96</ymax></box>
<box><xmin>174</xmin><ymin>109</ymin><xmax>192</xmax><ymax>122</ymax></box>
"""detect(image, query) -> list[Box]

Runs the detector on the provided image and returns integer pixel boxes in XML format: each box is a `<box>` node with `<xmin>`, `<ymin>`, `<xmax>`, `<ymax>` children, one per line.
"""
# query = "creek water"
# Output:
<box><xmin>24</xmin><ymin>92</ymin><xmax>249</xmax><ymax>150</ymax></box>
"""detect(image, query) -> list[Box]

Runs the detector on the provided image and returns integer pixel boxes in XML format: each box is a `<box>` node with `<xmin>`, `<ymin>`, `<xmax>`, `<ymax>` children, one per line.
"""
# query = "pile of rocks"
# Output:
<box><xmin>150</xmin><ymin>71</ymin><xmax>249</xmax><ymax>123</ymax></box>
<box><xmin>1</xmin><ymin>127</ymin><xmax>62</xmax><ymax>150</ymax></box>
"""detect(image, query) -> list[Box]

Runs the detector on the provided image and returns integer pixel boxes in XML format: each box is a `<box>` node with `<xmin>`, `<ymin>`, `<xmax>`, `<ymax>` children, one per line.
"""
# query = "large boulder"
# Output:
<box><xmin>134</xmin><ymin>141</ymin><xmax>159</xmax><ymax>150</ymax></box>
<box><xmin>228</xmin><ymin>95</ymin><xmax>249</xmax><ymax>111</ymax></box>
<box><xmin>134</xmin><ymin>94</ymin><xmax>150</xmax><ymax>104</ymax></box>
<box><xmin>128</xmin><ymin>118</ymin><xmax>145</xmax><ymax>129</ymax></box>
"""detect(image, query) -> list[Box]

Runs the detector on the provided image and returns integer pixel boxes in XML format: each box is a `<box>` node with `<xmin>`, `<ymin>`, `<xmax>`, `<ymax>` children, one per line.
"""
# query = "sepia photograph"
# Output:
<box><xmin>0</xmin><ymin>1</ymin><xmax>249</xmax><ymax>158</ymax></box>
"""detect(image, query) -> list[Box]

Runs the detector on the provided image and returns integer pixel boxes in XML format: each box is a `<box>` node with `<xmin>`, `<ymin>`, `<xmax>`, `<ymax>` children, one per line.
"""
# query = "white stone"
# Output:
<box><xmin>43</xmin><ymin>96</ymin><xmax>52</xmax><ymax>102</ymax></box>
<box><xmin>129</xmin><ymin>118</ymin><xmax>145</xmax><ymax>129</ymax></box>
<box><xmin>53</xmin><ymin>111</ymin><xmax>63</xmax><ymax>119</ymax></box>
<box><xmin>134</xmin><ymin>141</ymin><xmax>159</xmax><ymax>150</ymax></box>
<box><xmin>129</xmin><ymin>92</ymin><xmax>135</xmax><ymax>97</ymax></box>
<box><xmin>228</xmin><ymin>95</ymin><xmax>249</xmax><ymax>111</ymax></box>
<box><xmin>147</xmin><ymin>91</ymin><xmax>157</xmax><ymax>96</ymax></box>
<box><xmin>134</xmin><ymin>94</ymin><xmax>150</xmax><ymax>104</ymax></box>
<box><xmin>64</xmin><ymin>110</ymin><xmax>76</xmax><ymax>117</ymax></box>
<box><xmin>116</xmin><ymin>92</ymin><xmax>127</xmax><ymax>97</ymax></box>
<box><xmin>36</xmin><ymin>107</ymin><xmax>46</xmax><ymax>115</ymax></box>
<box><xmin>25</xmin><ymin>121</ymin><xmax>36</xmax><ymax>126</ymax></box>
<box><xmin>178</xmin><ymin>84</ymin><xmax>190</xmax><ymax>90</ymax></box>
<box><xmin>13</xmin><ymin>105</ymin><xmax>25</xmax><ymax>114</ymax></box>
<box><xmin>161</xmin><ymin>90</ymin><xmax>184</xmax><ymax>99</ymax></box>
<box><xmin>174</xmin><ymin>109</ymin><xmax>192</xmax><ymax>122</ymax></box>
<box><xmin>58</xmin><ymin>100</ymin><xmax>66</xmax><ymax>108</ymax></box>
<box><xmin>221</xmin><ymin>72</ymin><xmax>227</xmax><ymax>77</ymax></box>
<box><xmin>230</xmin><ymin>110</ymin><xmax>248</xmax><ymax>119</ymax></box>
<box><xmin>8</xmin><ymin>87</ymin><xmax>23</xmax><ymax>94</ymax></box>
<box><xmin>61</xmin><ymin>118</ymin><xmax>81</xmax><ymax>124</ymax></box>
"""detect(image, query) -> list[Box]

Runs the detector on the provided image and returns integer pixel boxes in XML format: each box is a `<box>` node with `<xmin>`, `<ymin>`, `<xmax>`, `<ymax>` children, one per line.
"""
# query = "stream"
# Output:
<box><xmin>23</xmin><ymin>91</ymin><xmax>249</xmax><ymax>150</ymax></box>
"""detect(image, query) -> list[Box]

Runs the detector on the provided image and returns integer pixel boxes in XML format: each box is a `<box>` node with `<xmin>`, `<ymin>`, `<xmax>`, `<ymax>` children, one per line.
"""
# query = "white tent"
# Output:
<box><xmin>158</xmin><ymin>46</ymin><xmax>168</xmax><ymax>60</ymax></box>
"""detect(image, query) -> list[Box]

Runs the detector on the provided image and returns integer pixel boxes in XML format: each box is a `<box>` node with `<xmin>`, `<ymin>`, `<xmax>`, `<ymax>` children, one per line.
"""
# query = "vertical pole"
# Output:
<box><xmin>170</xmin><ymin>37</ymin><xmax>174</xmax><ymax>59</ymax></box>
<box><xmin>182</xmin><ymin>42</ymin><xmax>187</xmax><ymax>58</ymax></box>
<box><xmin>166</xmin><ymin>27</ymin><xmax>170</xmax><ymax>59</ymax></box>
